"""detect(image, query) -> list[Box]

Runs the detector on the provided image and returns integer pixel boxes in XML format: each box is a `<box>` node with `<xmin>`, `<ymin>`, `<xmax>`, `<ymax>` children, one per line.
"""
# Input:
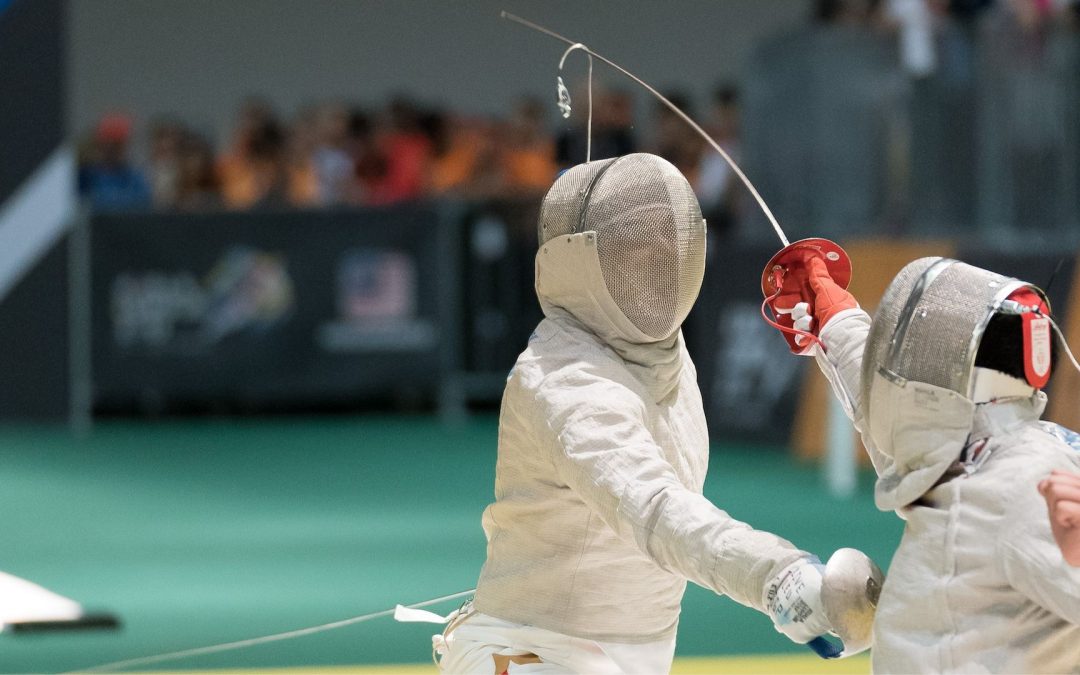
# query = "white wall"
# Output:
<box><xmin>68</xmin><ymin>0</ymin><xmax>809</xmax><ymax>144</ymax></box>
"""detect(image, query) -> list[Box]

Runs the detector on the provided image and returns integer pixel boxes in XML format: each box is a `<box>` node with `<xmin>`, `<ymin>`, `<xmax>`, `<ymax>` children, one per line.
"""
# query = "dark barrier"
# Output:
<box><xmin>6</xmin><ymin>204</ymin><xmax>1067</xmax><ymax>442</ymax></box>
<box><xmin>451</xmin><ymin>199</ymin><xmax>544</xmax><ymax>406</ymax></box>
<box><xmin>83</xmin><ymin>204</ymin><xmax>810</xmax><ymax>438</ymax></box>
<box><xmin>89</xmin><ymin>207</ymin><xmax>460</xmax><ymax>413</ymax></box>
<box><xmin>0</xmin><ymin>235</ymin><xmax>69</xmax><ymax>419</ymax></box>
<box><xmin>0</xmin><ymin>0</ymin><xmax>64</xmax><ymax>204</ymax></box>
<box><xmin>685</xmin><ymin>238</ymin><xmax>809</xmax><ymax>446</ymax></box>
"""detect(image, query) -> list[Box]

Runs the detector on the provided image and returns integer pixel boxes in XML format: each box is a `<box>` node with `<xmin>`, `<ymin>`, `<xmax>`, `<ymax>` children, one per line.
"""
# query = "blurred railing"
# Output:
<box><xmin>68</xmin><ymin>203</ymin><xmax>542</xmax><ymax>423</ymax></box>
<box><xmin>81</xmin><ymin>206</ymin><xmax>463</xmax><ymax>418</ymax></box>
<box><xmin>68</xmin><ymin>205</ymin><xmax>813</xmax><ymax>443</ymax></box>
<box><xmin>741</xmin><ymin>19</ymin><xmax>1080</xmax><ymax>247</ymax></box>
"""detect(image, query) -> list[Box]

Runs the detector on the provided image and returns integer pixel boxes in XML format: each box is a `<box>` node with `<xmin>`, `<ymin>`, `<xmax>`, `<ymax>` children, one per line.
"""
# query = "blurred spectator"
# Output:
<box><xmin>499</xmin><ymin>97</ymin><xmax>557</xmax><ymax>195</ymax></box>
<box><xmin>694</xmin><ymin>84</ymin><xmax>742</xmax><ymax>237</ymax></box>
<box><xmin>174</xmin><ymin>133</ymin><xmax>221</xmax><ymax>211</ymax></box>
<box><xmin>246</xmin><ymin>118</ymin><xmax>290</xmax><ymax>208</ymax></box>
<box><xmin>147</xmin><ymin>118</ymin><xmax>185</xmax><ymax>208</ymax></box>
<box><xmin>218</xmin><ymin>98</ymin><xmax>284</xmax><ymax>209</ymax></box>
<box><xmin>947</xmin><ymin>0</ymin><xmax>996</xmax><ymax>22</ymax></box>
<box><xmin>285</xmin><ymin>106</ymin><xmax>319</xmax><ymax>207</ymax></box>
<box><xmin>649</xmin><ymin>90</ymin><xmax>704</xmax><ymax>182</ymax></box>
<box><xmin>311</xmin><ymin>103</ymin><xmax>355</xmax><ymax>206</ymax></box>
<box><xmin>975</xmin><ymin>0</ymin><xmax>1080</xmax><ymax>232</ymax></box>
<box><xmin>742</xmin><ymin>0</ymin><xmax>905</xmax><ymax>239</ymax></box>
<box><xmin>77</xmin><ymin>113</ymin><xmax>151</xmax><ymax>210</ymax></box>
<box><xmin>367</xmin><ymin>98</ymin><xmax>433</xmax><ymax>205</ymax></box>
<box><xmin>886</xmin><ymin>0</ymin><xmax>938</xmax><ymax>77</ymax></box>
<box><xmin>428</xmin><ymin>114</ymin><xmax>500</xmax><ymax>197</ymax></box>
<box><xmin>899</xmin><ymin>1</ymin><xmax>979</xmax><ymax>231</ymax></box>
<box><xmin>351</xmin><ymin>108</ymin><xmax>389</xmax><ymax>202</ymax></box>
<box><xmin>815</xmin><ymin>0</ymin><xmax>886</xmax><ymax>23</ymax></box>
<box><xmin>556</xmin><ymin>87</ymin><xmax>637</xmax><ymax>167</ymax></box>
<box><xmin>427</xmin><ymin>111</ymin><xmax>469</xmax><ymax>194</ymax></box>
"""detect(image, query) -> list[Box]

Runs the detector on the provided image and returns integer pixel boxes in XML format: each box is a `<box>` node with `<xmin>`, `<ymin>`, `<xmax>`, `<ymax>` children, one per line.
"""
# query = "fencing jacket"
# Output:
<box><xmin>472</xmin><ymin>233</ymin><xmax>808</xmax><ymax>644</ymax></box>
<box><xmin>817</xmin><ymin>310</ymin><xmax>1080</xmax><ymax>673</ymax></box>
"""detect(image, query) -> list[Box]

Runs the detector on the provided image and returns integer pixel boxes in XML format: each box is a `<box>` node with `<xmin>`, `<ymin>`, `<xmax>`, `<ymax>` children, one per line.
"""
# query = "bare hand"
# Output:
<box><xmin>1038</xmin><ymin>470</ymin><xmax>1080</xmax><ymax>566</ymax></box>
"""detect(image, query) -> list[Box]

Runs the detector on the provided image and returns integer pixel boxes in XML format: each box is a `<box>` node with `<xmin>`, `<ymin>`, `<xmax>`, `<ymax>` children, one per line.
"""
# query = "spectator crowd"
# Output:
<box><xmin>77</xmin><ymin>88</ymin><xmax>745</xmax><ymax>232</ymax></box>
<box><xmin>78</xmin><ymin>0</ymin><xmax>1080</xmax><ymax>238</ymax></box>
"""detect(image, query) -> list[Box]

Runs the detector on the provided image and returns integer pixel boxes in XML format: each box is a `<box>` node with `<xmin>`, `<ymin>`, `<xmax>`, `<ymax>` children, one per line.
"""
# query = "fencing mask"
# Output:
<box><xmin>536</xmin><ymin>153</ymin><xmax>706</xmax><ymax>341</ymax></box>
<box><xmin>862</xmin><ymin>257</ymin><xmax>1051</xmax><ymax>510</ymax></box>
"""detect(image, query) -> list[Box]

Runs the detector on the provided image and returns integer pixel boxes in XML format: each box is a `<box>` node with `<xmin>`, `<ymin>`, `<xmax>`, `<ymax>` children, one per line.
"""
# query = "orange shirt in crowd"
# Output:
<box><xmin>501</xmin><ymin>141</ymin><xmax>557</xmax><ymax>192</ymax></box>
<box><xmin>288</xmin><ymin>160</ymin><xmax>319</xmax><ymax>207</ymax></box>
<box><xmin>217</xmin><ymin>153</ymin><xmax>260</xmax><ymax>209</ymax></box>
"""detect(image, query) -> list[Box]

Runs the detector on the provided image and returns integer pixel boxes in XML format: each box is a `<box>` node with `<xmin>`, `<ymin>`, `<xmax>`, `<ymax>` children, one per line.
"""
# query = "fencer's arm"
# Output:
<box><xmin>813</xmin><ymin>309</ymin><xmax>890</xmax><ymax>476</ymax></box>
<box><xmin>538</xmin><ymin>381</ymin><xmax>807</xmax><ymax>613</ymax></box>
<box><xmin>998</xmin><ymin>470</ymin><xmax>1080</xmax><ymax>623</ymax></box>
<box><xmin>813</xmin><ymin>309</ymin><xmax>868</xmax><ymax>426</ymax></box>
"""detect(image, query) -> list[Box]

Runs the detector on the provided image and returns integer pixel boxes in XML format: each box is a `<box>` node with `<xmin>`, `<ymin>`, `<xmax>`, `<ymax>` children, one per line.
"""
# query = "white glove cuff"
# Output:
<box><xmin>818</xmin><ymin>307</ymin><xmax>868</xmax><ymax>344</ymax></box>
<box><xmin>763</xmin><ymin>559</ymin><xmax>831</xmax><ymax>644</ymax></box>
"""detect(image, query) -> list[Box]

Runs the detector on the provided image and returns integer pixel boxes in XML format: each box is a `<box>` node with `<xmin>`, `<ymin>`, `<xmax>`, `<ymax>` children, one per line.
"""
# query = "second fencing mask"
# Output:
<box><xmin>537</xmin><ymin>153</ymin><xmax>706</xmax><ymax>341</ymax></box>
<box><xmin>862</xmin><ymin>257</ymin><xmax>1051</xmax><ymax>510</ymax></box>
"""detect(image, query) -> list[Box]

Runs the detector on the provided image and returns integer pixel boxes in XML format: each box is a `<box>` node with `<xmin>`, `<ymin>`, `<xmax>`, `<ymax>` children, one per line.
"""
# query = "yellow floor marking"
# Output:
<box><xmin>672</xmin><ymin>653</ymin><xmax>870</xmax><ymax>674</ymax></box>
<box><xmin>140</xmin><ymin>652</ymin><xmax>870</xmax><ymax>674</ymax></box>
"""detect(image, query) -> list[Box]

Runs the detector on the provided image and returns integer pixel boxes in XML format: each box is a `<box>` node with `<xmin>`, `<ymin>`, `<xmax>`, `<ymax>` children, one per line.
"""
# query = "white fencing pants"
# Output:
<box><xmin>437</xmin><ymin>611</ymin><xmax>676</xmax><ymax>675</ymax></box>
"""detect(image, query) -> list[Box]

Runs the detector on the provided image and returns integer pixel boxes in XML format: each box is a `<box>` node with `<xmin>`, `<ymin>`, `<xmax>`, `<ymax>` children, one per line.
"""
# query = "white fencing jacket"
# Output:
<box><xmin>472</xmin><ymin>233</ymin><xmax>808</xmax><ymax>644</ymax></box>
<box><xmin>817</xmin><ymin>310</ymin><xmax>1080</xmax><ymax>673</ymax></box>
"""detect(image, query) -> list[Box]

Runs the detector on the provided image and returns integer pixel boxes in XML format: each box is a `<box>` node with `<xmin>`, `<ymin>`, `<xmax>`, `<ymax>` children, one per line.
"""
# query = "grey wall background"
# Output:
<box><xmin>68</xmin><ymin>0</ymin><xmax>810</xmax><ymax>143</ymax></box>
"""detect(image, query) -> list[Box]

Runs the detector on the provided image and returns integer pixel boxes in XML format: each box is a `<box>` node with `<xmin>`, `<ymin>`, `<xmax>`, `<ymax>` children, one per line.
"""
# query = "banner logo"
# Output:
<box><xmin>111</xmin><ymin>247</ymin><xmax>295</xmax><ymax>350</ymax></box>
<box><xmin>317</xmin><ymin>248</ymin><xmax>436</xmax><ymax>352</ymax></box>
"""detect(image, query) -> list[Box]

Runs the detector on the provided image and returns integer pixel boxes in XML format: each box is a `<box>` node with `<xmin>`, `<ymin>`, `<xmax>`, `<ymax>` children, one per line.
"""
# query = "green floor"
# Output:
<box><xmin>0</xmin><ymin>416</ymin><xmax>900</xmax><ymax>673</ymax></box>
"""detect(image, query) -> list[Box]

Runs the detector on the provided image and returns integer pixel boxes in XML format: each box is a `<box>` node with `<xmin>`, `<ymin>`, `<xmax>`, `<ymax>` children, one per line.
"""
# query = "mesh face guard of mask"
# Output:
<box><xmin>537</xmin><ymin>153</ymin><xmax>706</xmax><ymax>339</ymax></box>
<box><xmin>861</xmin><ymin>257</ymin><xmax>1049</xmax><ymax>418</ymax></box>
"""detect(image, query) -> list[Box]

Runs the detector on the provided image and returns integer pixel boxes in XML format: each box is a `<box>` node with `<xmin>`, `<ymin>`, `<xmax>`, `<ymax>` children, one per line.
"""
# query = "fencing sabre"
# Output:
<box><xmin>500</xmin><ymin>11</ymin><xmax>851</xmax><ymax>356</ymax></box>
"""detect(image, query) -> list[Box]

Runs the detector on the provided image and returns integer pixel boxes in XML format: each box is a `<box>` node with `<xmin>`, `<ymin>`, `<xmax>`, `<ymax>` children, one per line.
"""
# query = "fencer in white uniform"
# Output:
<box><xmin>437</xmin><ymin>155</ymin><xmax>870</xmax><ymax>673</ymax></box>
<box><xmin>778</xmin><ymin>254</ymin><xmax>1080</xmax><ymax>673</ymax></box>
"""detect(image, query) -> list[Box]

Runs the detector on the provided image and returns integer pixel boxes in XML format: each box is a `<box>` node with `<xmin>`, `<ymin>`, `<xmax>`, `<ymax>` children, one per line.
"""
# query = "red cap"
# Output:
<box><xmin>96</xmin><ymin>114</ymin><xmax>132</xmax><ymax>143</ymax></box>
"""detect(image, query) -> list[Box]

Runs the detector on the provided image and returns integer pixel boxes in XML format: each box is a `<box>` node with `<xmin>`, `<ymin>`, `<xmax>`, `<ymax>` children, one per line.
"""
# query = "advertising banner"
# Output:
<box><xmin>90</xmin><ymin>207</ymin><xmax>458</xmax><ymax>412</ymax></box>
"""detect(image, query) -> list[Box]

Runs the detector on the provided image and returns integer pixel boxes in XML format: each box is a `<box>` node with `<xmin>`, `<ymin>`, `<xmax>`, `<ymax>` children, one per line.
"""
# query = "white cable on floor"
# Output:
<box><xmin>69</xmin><ymin>588</ymin><xmax>475</xmax><ymax>673</ymax></box>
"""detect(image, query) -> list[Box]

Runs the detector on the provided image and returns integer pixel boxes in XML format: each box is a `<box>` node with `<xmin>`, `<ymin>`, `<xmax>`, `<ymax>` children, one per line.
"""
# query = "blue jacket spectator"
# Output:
<box><xmin>78</xmin><ymin>114</ymin><xmax>150</xmax><ymax>210</ymax></box>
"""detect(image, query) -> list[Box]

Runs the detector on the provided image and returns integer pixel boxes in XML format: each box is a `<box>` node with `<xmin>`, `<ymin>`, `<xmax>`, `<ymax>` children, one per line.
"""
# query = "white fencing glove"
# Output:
<box><xmin>789</xmin><ymin>302</ymin><xmax>815</xmax><ymax>351</ymax></box>
<box><xmin>763</xmin><ymin>559</ymin><xmax>831</xmax><ymax>644</ymax></box>
<box><xmin>765</xmin><ymin>550</ymin><xmax>885</xmax><ymax>659</ymax></box>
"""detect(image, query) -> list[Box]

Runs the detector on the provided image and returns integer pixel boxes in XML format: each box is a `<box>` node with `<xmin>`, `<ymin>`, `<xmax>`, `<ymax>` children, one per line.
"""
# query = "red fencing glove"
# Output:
<box><xmin>806</xmin><ymin>255</ymin><xmax>859</xmax><ymax>332</ymax></box>
<box><xmin>766</xmin><ymin>253</ymin><xmax>858</xmax><ymax>355</ymax></box>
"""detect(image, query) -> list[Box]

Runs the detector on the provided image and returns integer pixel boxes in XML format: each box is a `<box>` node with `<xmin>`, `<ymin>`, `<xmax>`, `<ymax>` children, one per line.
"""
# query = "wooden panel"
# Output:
<box><xmin>792</xmin><ymin>238</ymin><xmax>956</xmax><ymax>461</ymax></box>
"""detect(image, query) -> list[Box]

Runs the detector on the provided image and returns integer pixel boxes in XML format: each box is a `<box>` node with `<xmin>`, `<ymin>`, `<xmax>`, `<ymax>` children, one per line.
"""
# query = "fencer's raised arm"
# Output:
<box><xmin>768</xmin><ymin>254</ymin><xmax>889</xmax><ymax>475</ymax></box>
<box><xmin>813</xmin><ymin>310</ymin><xmax>892</xmax><ymax>476</ymax></box>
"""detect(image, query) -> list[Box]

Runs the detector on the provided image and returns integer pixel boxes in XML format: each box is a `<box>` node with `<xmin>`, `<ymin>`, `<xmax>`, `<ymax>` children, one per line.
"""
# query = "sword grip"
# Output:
<box><xmin>806</xmin><ymin>635</ymin><xmax>843</xmax><ymax>659</ymax></box>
